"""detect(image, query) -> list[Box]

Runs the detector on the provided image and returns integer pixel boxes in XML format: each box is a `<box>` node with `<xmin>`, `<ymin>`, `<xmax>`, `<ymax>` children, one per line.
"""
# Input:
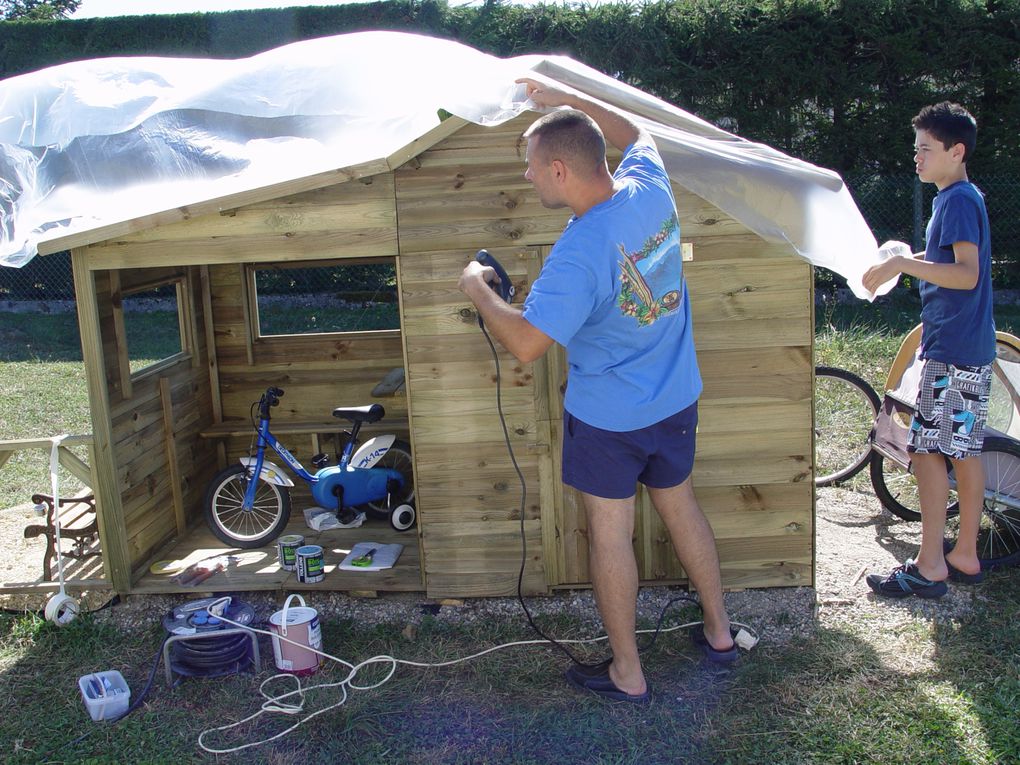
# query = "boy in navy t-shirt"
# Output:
<box><xmin>863</xmin><ymin>102</ymin><xmax>996</xmax><ymax>598</ymax></box>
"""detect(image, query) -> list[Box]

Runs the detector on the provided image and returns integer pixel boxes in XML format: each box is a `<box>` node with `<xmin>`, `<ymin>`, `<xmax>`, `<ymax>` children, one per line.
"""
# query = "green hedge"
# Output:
<box><xmin>2</xmin><ymin>0</ymin><xmax>1018</xmax><ymax>284</ymax></box>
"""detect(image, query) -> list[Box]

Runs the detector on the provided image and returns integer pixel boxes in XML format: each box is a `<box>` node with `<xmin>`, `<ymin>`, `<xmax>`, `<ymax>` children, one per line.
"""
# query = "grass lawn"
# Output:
<box><xmin>1</xmin><ymin>576</ymin><xmax>1018</xmax><ymax>764</ymax></box>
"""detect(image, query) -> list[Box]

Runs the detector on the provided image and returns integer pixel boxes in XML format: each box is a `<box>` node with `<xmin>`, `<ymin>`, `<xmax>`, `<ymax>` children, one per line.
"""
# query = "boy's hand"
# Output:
<box><xmin>862</xmin><ymin>257</ymin><xmax>903</xmax><ymax>294</ymax></box>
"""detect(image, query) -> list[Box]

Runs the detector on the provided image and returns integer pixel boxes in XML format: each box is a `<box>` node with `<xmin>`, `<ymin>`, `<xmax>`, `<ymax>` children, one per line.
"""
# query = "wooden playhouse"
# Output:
<box><xmin>14</xmin><ymin>107</ymin><xmax>815</xmax><ymax>600</ymax></box>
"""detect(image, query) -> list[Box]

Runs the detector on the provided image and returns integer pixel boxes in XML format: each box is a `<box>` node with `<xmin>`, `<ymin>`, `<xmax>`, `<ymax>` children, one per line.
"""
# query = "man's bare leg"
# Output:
<box><xmin>648</xmin><ymin>479</ymin><xmax>732</xmax><ymax>650</ymax></box>
<box><xmin>581</xmin><ymin>491</ymin><xmax>646</xmax><ymax>695</ymax></box>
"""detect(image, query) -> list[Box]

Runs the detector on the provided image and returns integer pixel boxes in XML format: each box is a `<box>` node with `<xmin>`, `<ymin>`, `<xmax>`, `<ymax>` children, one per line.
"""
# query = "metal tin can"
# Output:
<box><xmin>296</xmin><ymin>544</ymin><xmax>325</xmax><ymax>583</ymax></box>
<box><xmin>277</xmin><ymin>534</ymin><xmax>304</xmax><ymax>571</ymax></box>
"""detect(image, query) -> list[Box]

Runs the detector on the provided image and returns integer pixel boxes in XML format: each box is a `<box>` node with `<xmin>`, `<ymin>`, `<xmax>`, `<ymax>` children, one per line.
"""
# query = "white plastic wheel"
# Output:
<box><xmin>45</xmin><ymin>592</ymin><xmax>80</xmax><ymax>626</ymax></box>
<box><xmin>390</xmin><ymin>503</ymin><xmax>416</xmax><ymax>532</ymax></box>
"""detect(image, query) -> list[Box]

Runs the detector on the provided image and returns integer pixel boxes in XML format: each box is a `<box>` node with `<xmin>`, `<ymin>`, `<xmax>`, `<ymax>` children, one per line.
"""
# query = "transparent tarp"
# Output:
<box><xmin>0</xmin><ymin>31</ymin><xmax>889</xmax><ymax>298</ymax></box>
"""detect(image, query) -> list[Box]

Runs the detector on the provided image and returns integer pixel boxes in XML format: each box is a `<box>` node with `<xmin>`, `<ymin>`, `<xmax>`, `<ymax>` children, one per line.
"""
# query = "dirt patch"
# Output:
<box><xmin>0</xmin><ymin>485</ymin><xmax>988</xmax><ymax>642</ymax></box>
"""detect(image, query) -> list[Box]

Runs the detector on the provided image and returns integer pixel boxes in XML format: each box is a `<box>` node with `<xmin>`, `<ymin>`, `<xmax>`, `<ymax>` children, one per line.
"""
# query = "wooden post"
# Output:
<box><xmin>159</xmin><ymin>377</ymin><xmax>187</xmax><ymax>536</ymax></box>
<box><xmin>72</xmin><ymin>250</ymin><xmax>133</xmax><ymax>593</ymax></box>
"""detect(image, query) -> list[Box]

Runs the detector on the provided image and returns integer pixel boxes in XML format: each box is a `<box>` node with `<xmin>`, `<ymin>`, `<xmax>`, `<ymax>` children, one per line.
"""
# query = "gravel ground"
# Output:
<box><xmin>2</xmin><ymin>483</ymin><xmax>989</xmax><ymax>647</ymax></box>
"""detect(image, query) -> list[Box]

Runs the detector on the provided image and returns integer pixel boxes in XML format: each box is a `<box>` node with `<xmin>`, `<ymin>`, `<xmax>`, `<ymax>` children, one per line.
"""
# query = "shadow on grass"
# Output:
<box><xmin>0</xmin><ymin>312</ymin><xmax>83</xmax><ymax>362</ymax></box>
<box><xmin>1</xmin><ymin>582</ymin><xmax>1018</xmax><ymax>765</ymax></box>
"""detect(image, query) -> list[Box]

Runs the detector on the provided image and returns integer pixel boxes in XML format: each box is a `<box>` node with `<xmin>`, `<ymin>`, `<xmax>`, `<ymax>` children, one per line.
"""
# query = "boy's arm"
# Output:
<box><xmin>862</xmin><ymin>242</ymin><xmax>980</xmax><ymax>293</ymax></box>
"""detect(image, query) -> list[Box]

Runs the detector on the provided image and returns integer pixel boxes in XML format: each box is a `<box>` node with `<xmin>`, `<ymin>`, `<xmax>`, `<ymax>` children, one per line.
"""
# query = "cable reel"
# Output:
<box><xmin>162</xmin><ymin>597</ymin><xmax>258</xmax><ymax>682</ymax></box>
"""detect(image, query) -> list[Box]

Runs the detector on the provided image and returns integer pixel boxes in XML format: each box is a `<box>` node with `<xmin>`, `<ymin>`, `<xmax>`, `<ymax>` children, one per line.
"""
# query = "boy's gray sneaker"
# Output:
<box><xmin>866</xmin><ymin>560</ymin><xmax>948</xmax><ymax>599</ymax></box>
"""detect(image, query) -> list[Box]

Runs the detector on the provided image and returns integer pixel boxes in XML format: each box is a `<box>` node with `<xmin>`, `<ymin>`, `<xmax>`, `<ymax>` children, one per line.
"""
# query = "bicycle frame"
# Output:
<box><xmin>240</xmin><ymin>405</ymin><xmax>404</xmax><ymax>512</ymax></box>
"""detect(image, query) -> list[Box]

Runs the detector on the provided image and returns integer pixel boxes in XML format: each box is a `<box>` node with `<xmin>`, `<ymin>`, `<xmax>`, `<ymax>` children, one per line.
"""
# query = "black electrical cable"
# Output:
<box><xmin>43</xmin><ymin>632</ymin><xmax>171</xmax><ymax>758</ymax></box>
<box><xmin>45</xmin><ymin>604</ymin><xmax>256</xmax><ymax>758</ymax></box>
<box><xmin>479</xmin><ymin>322</ymin><xmax>704</xmax><ymax>668</ymax></box>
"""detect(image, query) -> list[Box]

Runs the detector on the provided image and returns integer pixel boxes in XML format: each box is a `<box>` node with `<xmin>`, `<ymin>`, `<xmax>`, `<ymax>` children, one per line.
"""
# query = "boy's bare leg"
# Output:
<box><xmin>581</xmin><ymin>492</ymin><xmax>646</xmax><ymax>696</ymax></box>
<box><xmin>912</xmin><ymin>451</ymin><xmax>952</xmax><ymax>581</ymax></box>
<box><xmin>647</xmin><ymin>480</ymin><xmax>732</xmax><ymax>650</ymax></box>
<box><xmin>944</xmin><ymin>455</ymin><xmax>984</xmax><ymax>576</ymax></box>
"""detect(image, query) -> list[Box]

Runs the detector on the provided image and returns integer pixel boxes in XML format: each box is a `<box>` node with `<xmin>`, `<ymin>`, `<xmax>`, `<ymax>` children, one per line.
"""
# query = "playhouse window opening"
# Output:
<box><xmin>122</xmin><ymin>280</ymin><xmax>186</xmax><ymax>374</ymax></box>
<box><xmin>251</xmin><ymin>259</ymin><xmax>400</xmax><ymax>337</ymax></box>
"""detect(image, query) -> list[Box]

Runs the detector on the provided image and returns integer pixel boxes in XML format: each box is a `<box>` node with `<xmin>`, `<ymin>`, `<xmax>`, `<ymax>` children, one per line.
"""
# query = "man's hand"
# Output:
<box><xmin>458</xmin><ymin>260</ymin><xmax>500</xmax><ymax>296</ymax></box>
<box><xmin>516</xmin><ymin>76</ymin><xmax>578</xmax><ymax>111</ymax></box>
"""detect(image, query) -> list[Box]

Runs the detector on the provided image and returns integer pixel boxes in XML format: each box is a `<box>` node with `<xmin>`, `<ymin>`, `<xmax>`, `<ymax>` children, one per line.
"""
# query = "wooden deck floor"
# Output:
<box><xmin>131</xmin><ymin>515</ymin><xmax>423</xmax><ymax>595</ymax></box>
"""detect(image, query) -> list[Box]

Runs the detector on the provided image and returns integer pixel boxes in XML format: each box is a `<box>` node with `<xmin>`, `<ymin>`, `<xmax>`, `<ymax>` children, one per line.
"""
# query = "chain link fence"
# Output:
<box><xmin>2</xmin><ymin>174</ymin><xmax>1018</xmax><ymax>308</ymax></box>
<box><xmin>844</xmin><ymin>173</ymin><xmax>1020</xmax><ymax>289</ymax></box>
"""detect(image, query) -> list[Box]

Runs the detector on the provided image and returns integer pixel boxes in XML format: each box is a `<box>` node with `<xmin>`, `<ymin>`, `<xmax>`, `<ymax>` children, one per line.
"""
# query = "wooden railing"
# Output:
<box><xmin>0</xmin><ymin>434</ymin><xmax>108</xmax><ymax>592</ymax></box>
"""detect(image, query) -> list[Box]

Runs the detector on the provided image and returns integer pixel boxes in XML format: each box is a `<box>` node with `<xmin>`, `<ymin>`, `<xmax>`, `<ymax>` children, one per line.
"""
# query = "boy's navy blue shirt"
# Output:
<box><xmin>919</xmin><ymin>180</ymin><xmax>996</xmax><ymax>366</ymax></box>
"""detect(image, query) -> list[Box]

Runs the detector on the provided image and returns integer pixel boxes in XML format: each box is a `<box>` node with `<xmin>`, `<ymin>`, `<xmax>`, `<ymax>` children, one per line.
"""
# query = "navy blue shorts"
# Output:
<box><xmin>562</xmin><ymin>402</ymin><xmax>698</xmax><ymax>499</ymax></box>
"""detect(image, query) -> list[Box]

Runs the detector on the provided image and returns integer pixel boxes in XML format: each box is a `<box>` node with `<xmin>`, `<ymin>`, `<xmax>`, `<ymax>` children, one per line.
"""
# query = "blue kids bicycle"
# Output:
<box><xmin>203</xmin><ymin>387</ymin><xmax>415</xmax><ymax>548</ymax></box>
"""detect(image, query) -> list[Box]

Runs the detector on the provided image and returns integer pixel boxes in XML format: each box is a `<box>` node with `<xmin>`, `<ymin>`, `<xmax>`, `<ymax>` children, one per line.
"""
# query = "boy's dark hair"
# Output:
<box><xmin>521</xmin><ymin>109</ymin><xmax>606</xmax><ymax>176</ymax></box>
<box><xmin>912</xmin><ymin>102</ymin><xmax>977</xmax><ymax>162</ymax></box>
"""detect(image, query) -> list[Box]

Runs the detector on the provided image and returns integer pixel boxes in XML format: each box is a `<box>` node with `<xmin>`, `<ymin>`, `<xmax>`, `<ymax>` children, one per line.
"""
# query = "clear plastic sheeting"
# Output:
<box><xmin>0</xmin><ymin>31</ymin><xmax>889</xmax><ymax>299</ymax></box>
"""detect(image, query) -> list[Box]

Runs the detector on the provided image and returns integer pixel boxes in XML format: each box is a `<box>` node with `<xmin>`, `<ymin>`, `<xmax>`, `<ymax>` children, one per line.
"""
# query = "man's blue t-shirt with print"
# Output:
<box><xmin>522</xmin><ymin>139</ymin><xmax>701</xmax><ymax>432</ymax></box>
<box><xmin>920</xmin><ymin>180</ymin><xmax>996</xmax><ymax>366</ymax></box>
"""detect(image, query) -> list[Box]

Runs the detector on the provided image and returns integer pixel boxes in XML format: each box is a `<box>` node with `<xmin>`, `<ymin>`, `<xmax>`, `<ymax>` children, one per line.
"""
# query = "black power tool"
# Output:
<box><xmin>475</xmin><ymin>249</ymin><xmax>515</xmax><ymax>328</ymax></box>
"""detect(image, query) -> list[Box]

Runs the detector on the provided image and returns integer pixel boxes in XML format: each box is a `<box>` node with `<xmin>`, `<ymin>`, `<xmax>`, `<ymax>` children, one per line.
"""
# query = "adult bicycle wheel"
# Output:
<box><xmin>203</xmin><ymin>464</ymin><xmax>292</xmax><ymax>548</ymax></box>
<box><xmin>814</xmin><ymin>366</ymin><xmax>881</xmax><ymax>487</ymax></box>
<box><xmin>869</xmin><ymin>452</ymin><xmax>958</xmax><ymax>522</ymax></box>
<box><xmin>363</xmin><ymin>440</ymin><xmax>415</xmax><ymax>518</ymax></box>
<box><xmin>945</xmin><ymin>437</ymin><xmax>1020</xmax><ymax>570</ymax></box>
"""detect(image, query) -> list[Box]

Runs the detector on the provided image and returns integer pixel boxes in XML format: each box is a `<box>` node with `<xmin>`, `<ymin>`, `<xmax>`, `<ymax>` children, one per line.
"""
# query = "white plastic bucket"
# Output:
<box><xmin>268</xmin><ymin>594</ymin><xmax>322</xmax><ymax>675</ymax></box>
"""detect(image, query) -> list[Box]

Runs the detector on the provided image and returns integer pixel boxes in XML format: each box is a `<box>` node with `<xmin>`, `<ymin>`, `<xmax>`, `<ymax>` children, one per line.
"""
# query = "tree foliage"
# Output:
<box><xmin>1</xmin><ymin>0</ymin><xmax>80</xmax><ymax>21</ymax></box>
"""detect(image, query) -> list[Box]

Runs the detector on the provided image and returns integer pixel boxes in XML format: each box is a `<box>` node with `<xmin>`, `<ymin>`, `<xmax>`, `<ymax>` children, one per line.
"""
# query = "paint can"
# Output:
<box><xmin>276</xmin><ymin>534</ymin><xmax>304</xmax><ymax>571</ymax></box>
<box><xmin>268</xmin><ymin>594</ymin><xmax>321</xmax><ymax>675</ymax></box>
<box><xmin>295</xmin><ymin>544</ymin><xmax>325</xmax><ymax>583</ymax></box>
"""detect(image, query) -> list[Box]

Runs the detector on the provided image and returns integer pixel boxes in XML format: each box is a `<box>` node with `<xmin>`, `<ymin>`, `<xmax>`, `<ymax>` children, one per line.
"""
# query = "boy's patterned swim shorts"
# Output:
<box><xmin>907</xmin><ymin>359</ymin><xmax>992</xmax><ymax>460</ymax></box>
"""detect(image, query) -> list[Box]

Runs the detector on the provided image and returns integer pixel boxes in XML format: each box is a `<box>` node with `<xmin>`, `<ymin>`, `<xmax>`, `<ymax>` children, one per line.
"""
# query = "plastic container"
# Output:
<box><xmin>78</xmin><ymin>670</ymin><xmax>131</xmax><ymax>722</ymax></box>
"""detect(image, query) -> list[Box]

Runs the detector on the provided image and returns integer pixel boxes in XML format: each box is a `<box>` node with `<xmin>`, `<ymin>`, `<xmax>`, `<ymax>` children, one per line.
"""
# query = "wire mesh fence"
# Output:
<box><xmin>1</xmin><ymin>174</ymin><xmax>1018</xmax><ymax>307</ymax></box>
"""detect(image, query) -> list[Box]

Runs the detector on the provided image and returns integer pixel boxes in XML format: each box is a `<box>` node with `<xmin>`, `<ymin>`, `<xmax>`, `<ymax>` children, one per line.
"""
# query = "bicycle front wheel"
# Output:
<box><xmin>203</xmin><ymin>464</ymin><xmax>292</xmax><ymax>548</ymax></box>
<box><xmin>814</xmin><ymin>366</ymin><xmax>881</xmax><ymax>487</ymax></box>
<box><xmin>946</xmin><ymin>437</ymin><xmax>1020</xmax><ymax>570</ymax></box>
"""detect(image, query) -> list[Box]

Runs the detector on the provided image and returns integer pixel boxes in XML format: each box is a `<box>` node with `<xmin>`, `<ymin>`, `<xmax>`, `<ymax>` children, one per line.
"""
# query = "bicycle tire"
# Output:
<box><xmin>869</xmin><ymin>452</ymin><xmax>959</xmax><ymax>523</ymax></box>
<box><xmin>203</xmin><ymin>464</ymin><xmax>292</xmax><ymax>548</ymax></box>
<box><xmin>362</xmin><ymin>440</ymin><xmax>415</xmax><ymax>518</ymax></box>
<box><xmin>814</xmin><ymin>366</ymin><xmax>881</xmax><ymax>487</ymax></box>
<box><xmin>946</xmin><ymin>437</ymin><xmax>1020</xmax><ymax>570</ymax></box>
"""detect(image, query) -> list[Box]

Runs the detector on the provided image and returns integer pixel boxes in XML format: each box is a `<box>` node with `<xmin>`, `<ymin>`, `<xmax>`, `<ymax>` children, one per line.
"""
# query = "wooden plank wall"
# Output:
<box><xmin>552</xmin><ymin>193</ymin><xmax>814</xmax><ymax>590</ymax></box>
<box><xmin>205</xmin><ymin>176</ymin><xmax>410</xmax><ymax>509</ymax></box>
<box><xmin>397</xmin><ymin>114</ymin><xmax>813</xmax><ymax>596</ymax></box>
<box><xmin>396</xmin><ymin>115</ymin><xmax>566</xmax><ymax>597</ymax></box>
<box><xmin>90</xmin><ymin>265</ymin><xmax>217</xmax><ymax>580</ymax></box>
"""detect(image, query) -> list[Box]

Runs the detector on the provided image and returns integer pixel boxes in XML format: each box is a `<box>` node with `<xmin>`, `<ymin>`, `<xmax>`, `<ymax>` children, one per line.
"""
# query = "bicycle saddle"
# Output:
<box><xmin>332</xmin><ymin>404</ymin><xmax>385</xmax><ymax>424</ymax></box>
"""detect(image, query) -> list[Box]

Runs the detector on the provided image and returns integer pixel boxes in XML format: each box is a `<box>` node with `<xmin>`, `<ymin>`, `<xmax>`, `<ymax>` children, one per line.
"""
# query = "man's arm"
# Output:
<box><xmin>516</xmin><ymin>76</ymin><xmax>648</xmax><ymax>152</ymax></box>
<box><xmin>862</xmin><ymin>242</ymin><xmax>980</xmax><ymax>294</ymax></box>
<box><xmin>458</xmin><ymin>261</ymin><xmax>554</xmax><ymax>364</ymax></box>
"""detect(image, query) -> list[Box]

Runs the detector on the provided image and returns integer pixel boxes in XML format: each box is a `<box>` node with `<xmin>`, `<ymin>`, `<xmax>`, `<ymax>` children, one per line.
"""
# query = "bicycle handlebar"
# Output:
<box><xmin>259</xmin><ymin>387</ymin><xmax>284</xmax><ymax>418</ymax></box>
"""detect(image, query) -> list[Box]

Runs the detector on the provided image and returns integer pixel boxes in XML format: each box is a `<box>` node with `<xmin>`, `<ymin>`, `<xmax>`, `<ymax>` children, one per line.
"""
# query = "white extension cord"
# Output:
<box><xmin>197</xmin><ymin>595</ymin><xmax>758</xmax><ymax>754</ymax></box>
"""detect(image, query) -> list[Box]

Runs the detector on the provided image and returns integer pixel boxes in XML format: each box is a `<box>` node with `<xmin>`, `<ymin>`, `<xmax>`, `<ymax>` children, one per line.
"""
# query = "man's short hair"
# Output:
<box><xmin>912</xmin><ymin>102</ymin><xmax>977</xmax><ymax>162</ymax></box>
<box><xmin>522</xmin><ymin>109</ymin><xmax>606</xmax><ymax>176</ymax></box>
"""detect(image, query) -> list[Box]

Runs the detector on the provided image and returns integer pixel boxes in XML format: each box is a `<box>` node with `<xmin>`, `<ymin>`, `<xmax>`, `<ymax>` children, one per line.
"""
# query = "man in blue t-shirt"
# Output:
<box><xmin>863</xmin><ymin>102</ymin><xmax>996</xmax><ymax>599</ymax></box>
<box><xmin>459</xmin><ymin>76</ymin><xmax>734</xmax><ymax>702</ymax></box>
